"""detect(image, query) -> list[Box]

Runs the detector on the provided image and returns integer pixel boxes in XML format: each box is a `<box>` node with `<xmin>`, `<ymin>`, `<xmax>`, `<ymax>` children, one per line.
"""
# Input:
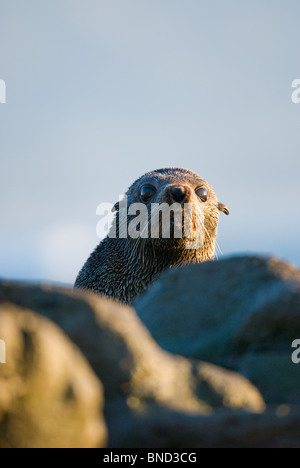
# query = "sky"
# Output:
<box><xmin>0</xmin><ymin>0</ymin><xmax>299</xmax><ymax>285</ymax></box>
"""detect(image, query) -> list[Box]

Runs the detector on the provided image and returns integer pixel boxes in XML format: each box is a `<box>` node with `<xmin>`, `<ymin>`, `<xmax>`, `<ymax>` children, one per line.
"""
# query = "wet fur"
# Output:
<box><xmin>75</xmin><ymin>168</ymin><xmax>228</xmax><ymax>304</ymax></box>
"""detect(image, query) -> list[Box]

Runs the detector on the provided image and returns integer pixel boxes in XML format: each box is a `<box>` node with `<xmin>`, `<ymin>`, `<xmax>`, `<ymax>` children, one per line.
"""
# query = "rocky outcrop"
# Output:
<box><xmin>0</xmin><ymin>280</ymin><xmax>264</xmax><ymax>447</ymax></box>
<box><xmin>112</xmin><ymin>406</ymin><xmax>300</xmax><ymax>448</ymax></box>
<box><xmin>0</xmin><ymin>302</ymin><xmax>107</xmax><ymax>448</ymax></box>
<box><xmin>0</xmin><ymin>255</ymin><xmax>300</xmax><ymax>447</ymax></box>
<box><xmin>135</xmin><ymin>256</ymin><xmax>300</xmax><ymax>405</ymax></box>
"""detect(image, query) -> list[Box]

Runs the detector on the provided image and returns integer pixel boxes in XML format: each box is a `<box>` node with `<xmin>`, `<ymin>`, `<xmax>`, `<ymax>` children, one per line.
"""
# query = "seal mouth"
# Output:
<box><xmin>125</xmin><ymin>202</ymin><xmax>206</xmax><ymax>252</ymax></box>
<box><xmin>112</xmin><ymin>193</ymin><xmax>208</xmax><ymax>253</ymax></box>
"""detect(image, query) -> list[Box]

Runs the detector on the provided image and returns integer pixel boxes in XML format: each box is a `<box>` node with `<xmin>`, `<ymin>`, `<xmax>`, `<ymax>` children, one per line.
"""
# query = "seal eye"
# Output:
<box><xmin>140</xmin><ymin>184</ymin><xmax>156</xmax><ymax>202</ymax></box>
<box><xmin>196</xmin><ymin>187</ymin><xmax>208</xmax><ymax>202</ymax></box>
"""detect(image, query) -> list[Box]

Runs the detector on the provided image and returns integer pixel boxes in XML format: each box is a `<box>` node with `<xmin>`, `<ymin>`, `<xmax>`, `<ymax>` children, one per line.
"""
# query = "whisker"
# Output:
<box><xmin>194</xmin><ymin>208</ymin><xmax>218</xmax><ymax>259</ymax></box>
<box><xmin>129</xmin><ymin>205</ymin><xmax>159</xmax><ymax>263</ymax></box>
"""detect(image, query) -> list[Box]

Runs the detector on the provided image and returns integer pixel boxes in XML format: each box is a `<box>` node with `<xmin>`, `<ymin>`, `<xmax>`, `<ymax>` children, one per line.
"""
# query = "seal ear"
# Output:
<box><xmin>112</xmin><ymin>202</ymin><xmax>119</xmax><ymax>213</ymax></box>
<box><xmin>218</xmin><ymin>202</ymin><xmax>230</xmax><ymax>216</ymax></box>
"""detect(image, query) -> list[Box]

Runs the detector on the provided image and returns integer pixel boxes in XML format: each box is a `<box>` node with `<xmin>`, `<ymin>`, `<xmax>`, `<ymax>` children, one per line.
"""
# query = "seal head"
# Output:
<box><xmin>75</xmin><ymin>167</ymin><xmax>229</xmax><ymax>304</ymax></box>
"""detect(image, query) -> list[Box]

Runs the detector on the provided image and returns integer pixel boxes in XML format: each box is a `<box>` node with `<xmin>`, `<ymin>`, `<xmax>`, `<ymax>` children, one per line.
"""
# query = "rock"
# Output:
<box><xmin>0</xmin><ymin>280</ymin><xmax>264</xmax><ymax>447</ymax></box>
<box><xmin>1</xmin><ymin>258</ymin><xmax>300</xmax><ymax>448</ymax></box>
<box><xmin>0</xmin><ymin>303</ymin><xmax>107</xmax><ymax>448</ymax></box>
<box><xmin>113</xmin><ymin>406</ymin><xmax>300</xmax><ymax>448</ymax></box>
<box><xmin>135</xmin><ymin>256</ymin><xmax>300</xmax><ymax>405</ymax></box>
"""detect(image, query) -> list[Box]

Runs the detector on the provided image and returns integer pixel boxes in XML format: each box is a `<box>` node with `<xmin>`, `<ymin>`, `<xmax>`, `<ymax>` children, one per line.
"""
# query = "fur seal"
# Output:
<box><xmin>75</xmin><ymin>168</ymin><xmax>229</xmax><ymax>304</ymax></box>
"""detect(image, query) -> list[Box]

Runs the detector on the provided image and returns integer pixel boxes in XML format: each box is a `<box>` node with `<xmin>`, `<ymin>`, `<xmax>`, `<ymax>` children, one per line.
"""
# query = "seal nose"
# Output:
<box><xmin>170</xmin><ymin>186</ymin><xmax>187</xmax><ymax>203</ymax></box>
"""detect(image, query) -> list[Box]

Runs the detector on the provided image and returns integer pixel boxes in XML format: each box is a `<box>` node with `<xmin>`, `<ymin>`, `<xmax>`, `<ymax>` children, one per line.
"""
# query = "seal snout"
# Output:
<box><xmin>169</xmin><ymin>185</ymin><xmax>189</xmax><ymax>204</ymax></box>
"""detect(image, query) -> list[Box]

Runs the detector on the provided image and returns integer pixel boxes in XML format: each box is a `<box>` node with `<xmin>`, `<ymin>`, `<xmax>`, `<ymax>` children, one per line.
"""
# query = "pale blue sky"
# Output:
<box><xmin>0</xmin><ymin>0</ymin><xmax>299</xmax><ymax>284</ymax></box>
